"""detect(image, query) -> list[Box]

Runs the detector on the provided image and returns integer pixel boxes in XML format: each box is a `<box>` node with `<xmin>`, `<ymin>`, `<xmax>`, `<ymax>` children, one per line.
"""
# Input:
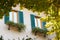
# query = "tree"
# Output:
<box><xmin>0</xmin><ymin>0</ymin><xmax>19</xmax><ymax>18</ymax></box>
<box><xmin>0</xmin><ymin>0</ymin><xmax>59</xmax><ymax>18</ymax></box>
<box><xmin>41</xmin><ymin>0</ymin><xmax>60</xmax><ymax>40</ymax></box>
<box><xmin>0</xmin><ymin>0</ymin><xmax>51</xmax><ymax>18</ymax></box>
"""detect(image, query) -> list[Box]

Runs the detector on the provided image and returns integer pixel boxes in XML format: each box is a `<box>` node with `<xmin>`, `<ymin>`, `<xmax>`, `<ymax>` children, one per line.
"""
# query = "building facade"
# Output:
<box><xmin>0</xmin><ymin>4</ymin><xmax>47</xmax><ymax>40</ymax></box>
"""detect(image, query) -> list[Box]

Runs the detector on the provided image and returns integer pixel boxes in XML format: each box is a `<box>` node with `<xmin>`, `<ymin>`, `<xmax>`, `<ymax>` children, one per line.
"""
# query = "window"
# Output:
<box><xmin>9</xmin><ymin>10</ymin><xmax>18</xmax><ymax>23</ymax></box>
<box><xmin>35</xmin><ymin>16</ymin><xmax>42</xmax><ymax>28</ymax></box>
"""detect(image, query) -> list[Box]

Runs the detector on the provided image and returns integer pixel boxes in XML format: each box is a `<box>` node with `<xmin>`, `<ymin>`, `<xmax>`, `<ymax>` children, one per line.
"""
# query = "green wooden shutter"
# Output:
<box><xmin>30</xmin><ymin>14</ymin><xmax>35</xmax><ymax>29</ymax></box>
<box><xmin>4</xmin><ymin>15</ymin><xmax>9</xmax><ymax>24</ymax></box>
<box><xmin>42</xmin><ymin>22</ymin><xmax>46</xmax><ymax>27</ymax></box>
<box><xmin>42</xmin><ymin>22</ymin><xmax>47</xmax><ymax>30</ymax></box>
<box><xmin>18</xmin><ymin>11</ymin><xmax>24</xmax><ymax>24</ymax></box>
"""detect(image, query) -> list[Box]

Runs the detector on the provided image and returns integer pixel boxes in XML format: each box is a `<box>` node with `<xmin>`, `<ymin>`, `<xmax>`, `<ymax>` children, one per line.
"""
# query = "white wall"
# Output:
<box><xmin>23</xmin><ymin>9</ymin><xmax>32</xmax><ymax>33</ymax></box>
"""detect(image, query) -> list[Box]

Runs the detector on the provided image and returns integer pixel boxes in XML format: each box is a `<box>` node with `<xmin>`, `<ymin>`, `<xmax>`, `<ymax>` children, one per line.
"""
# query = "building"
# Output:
<box><xmin>0</xmin><ymin>4</ymin><xmax>47</xmax><ymax>40</ymax></box>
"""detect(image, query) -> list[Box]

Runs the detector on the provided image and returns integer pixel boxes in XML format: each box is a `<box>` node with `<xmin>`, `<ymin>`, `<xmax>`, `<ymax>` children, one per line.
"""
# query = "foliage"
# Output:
<box><xmin>41</xmin><ymin>7</ymin><xmax>60</xmax><ymax>39</ymax></box>
<box><xmin>0</xmin><ymin>0</ymin><xmax>60</xmax><ymax>18</ymax></box>
<box><xmin>15</xmin><ymin>23</ymin><xmax>25</xmax><ymax>32</ymax></box>
<box><xmin>19</xmin><ymin>0</ymin><xmax>50</xmax><ymax>12</ymax></box>
<box><xmin>0</xmin><ymin>0</ymin><xmax>20</xmax><ymax>18</ymax></box>
<box><xmin>6</xmin><ymin>21</ymin><xmax>25</xmax><ymax>32</ymax></box>
<box><xmin>6</xmin><ymin>21</ymin><xmax>14</xmax><ymax>26</ymax></box>
<box><xmin>45</xmin><ymin>20</ymin><xmax>60</xmax><ymax>40</ymax></box>
<box><xmin>32</xmin><ymin>27</ymin><xmax>48</xmax><ymax>37</ymax></box>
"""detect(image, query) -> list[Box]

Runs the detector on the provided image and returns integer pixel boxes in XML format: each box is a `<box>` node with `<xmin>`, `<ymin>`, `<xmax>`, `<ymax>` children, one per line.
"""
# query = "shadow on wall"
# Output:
<box><xmin>0</xmin><ymin>36</ymin><xmax>3</xmax><ymax>40</ymax></box>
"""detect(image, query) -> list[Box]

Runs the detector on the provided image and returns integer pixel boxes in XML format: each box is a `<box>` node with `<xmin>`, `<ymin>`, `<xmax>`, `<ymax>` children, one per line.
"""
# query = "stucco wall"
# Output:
<box><xmin>0</xmin><ymin>17</ymin><xmax>47</xmax><ymax>40</ymax></box>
